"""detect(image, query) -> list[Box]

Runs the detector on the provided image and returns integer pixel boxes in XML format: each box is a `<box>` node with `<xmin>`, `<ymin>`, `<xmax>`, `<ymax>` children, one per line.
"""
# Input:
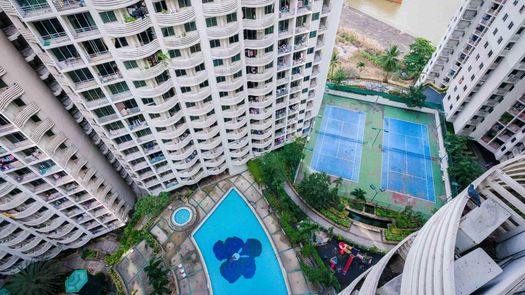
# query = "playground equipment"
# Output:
<box><xmin>342</xmin><ymin>255</ymin><xmax>355</xmax><ymax>275</ymax></box>
<box><xmin>329</xmin><ymin>256</ymin><xmax>338</xmax><ymax>269</ymax></box>
<box><xmin>338</xmin><ymin>242</ymin><xmax>353</xmax><ymax>255</ymax></box>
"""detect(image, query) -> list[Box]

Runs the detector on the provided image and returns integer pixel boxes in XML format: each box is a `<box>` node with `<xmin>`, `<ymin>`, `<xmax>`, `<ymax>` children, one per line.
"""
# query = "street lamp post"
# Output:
<box><xmin>369</xmin><ymin>184</ymin><xmax>386</xmax><ymax>202</ymax></box>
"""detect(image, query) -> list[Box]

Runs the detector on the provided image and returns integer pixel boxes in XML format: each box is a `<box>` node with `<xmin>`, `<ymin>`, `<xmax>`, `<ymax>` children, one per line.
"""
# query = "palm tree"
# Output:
<box><xmin>329</xmin><ymin>49</ymin><xmax>340</xmax><ymax>79</ymax></box>
<box><xmin>5</xmin><ymin>260</ymin><xmax>65</xmax><ymax>295</ymax></box>
<box><xmin>379</xmin><ymin>45</ymin><xmax>400</xmax><ymax>82</ymax></box>
<box><xmin>350</xmin><ymin>188</ymin><xmax>367</xmax><ymax>201</ymax></box>
<box><xmin>356</xmin><ymin>61</ymin><xmax>365</xmax><ymax>76</ymax></box>
<box><xmin>144</xmin><ymin>258</ymin><xmax>170</xmax><ymax>295</ymax></box>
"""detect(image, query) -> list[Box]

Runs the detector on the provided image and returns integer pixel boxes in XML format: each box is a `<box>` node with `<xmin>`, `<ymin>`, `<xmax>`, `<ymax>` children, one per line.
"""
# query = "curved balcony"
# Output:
<box><xmin>0</xmin><ymin>256</ymin><xmax>20</xmax><ymax>272</ymax></box>
<box><xmin>133</xmin><ymin>80</ymin><xmax>173</xmax><ymax>97</ymax></box>
<box><xmin>226</xmin><ymin>128</ymin><xmax>249</xmax><ymax>140</ymax></box>
<box><xmin>224</xmin><ymin>117</ymin><xmax>248</xmax><ymax>129</ymax></box>
<box><xmin>241</xmin><ymin>0</ymin><xmax>275</xmax><ymax>7</ymax></box>
<box><xmin>243</xmin><ymin>14</ymin><xmax>275</xmax><ymax>29</ymax></box>
<box><xmin>155</xmin><ymin>7</ymin><xmax>196</xmax><ymax>26</ymax></box>
<box><xmin>201</xmin><ymin>147</ymin><xmax>224</xmax><ymax>158</ymax></box>
<box><xmin>202</xmin><ymin>0</ymin><xmax>237</xmax><ymax>16</ymax></box>
<box><xmin>15</xmin><ymin>237</ymin><xmax>42</xmax><ymax>252</ymax></box>
<box><xmin>91</xmin><ymin>0</ymin><xmax>141</xmax><ymax>10</ymax></box>
<box><xmin>126</xmin><ymin>61</ymin><xmax>168</xmax><ymax>80</ymax></box>
<box><xmin>229</xmin><ymin>146</ymin><xmax>250</xmax><ymax>158</ymax></box>
<box><xmin>172</xmin><ymin>155</ymin><xmax>199</xmax><ymax>170</ymax></box>
<box><xmin>36</xmin><ymin>218</ymin><xmax>65</xmax><ymax>233</ymax></box>
<box><xmin>210</xmin><ymin>42</ymin><xmax>242</xmax><ymax>58</ymax></box>
<box><xmin>203</xmin><ymin>156</ymin><xmax>226</xmax><ymax>168</ymax></box>
<box><xmin>27</xmin><ymin>242</ymin><xmax>53</xmax><ymax>257</ymax></box>
<box><xmin>174</xmin><ymin>70</ymin><xmax>208</xmax><ymax>87</ymax></box>
<box><xmin>164</xmin><ymin>32</ymin><xmax>200</xmax><ymax>49</ymax></box>
<box><xmin>228</xmin><ymin>138</ymin><xmax>249</xmax><ymax>150</ymax></box>
<box><xmin>0</xmin><ymin>194</ymin><xmax>31</xmax><ymax>211</ymax></box>
<box><xmin>171</xmin><ymin>52</ymin><xmax>204</xmax><ymax>69</ymax></box>
<box><xmin>251</xmin><ymin>130</ymin><xmax>272</xmax><ymax>140</ymax></box>
<box><xmin>342</xmin><ymin>155</ymin><xmax>525</xmax><ymax>295</ymax></box>
<box><xmin>251</xmin><ymin>118</ymin><xmax>273</xmax><ymax>129</ymax></box>
<box><xmin>246</xmin><ymin>69</ymin><xmax>274</xmax><ymax>82</ymax></box>
<box><xmin>185</xmin><ymin>102</ymin><xmax>214</xmax><ymax>116</ymax></box>
<box><xmin>247</xmin><ymin>83</ymin><xmax>273</xmax><ymax>96</ymax></box>
<box><xmin>244</xmin><ymin>35</ymin><xmax>275</xmax><ymax>49</ymax></box>
<box><xmin>180</xmin><ymin>87</ymin><xmax>212</xmax><ymax>103</ymax></box>
<box><xmin>22</xmin><ymin>210</ymin><xmax>54</xmax><ymax>227</ymax></box>
<box><xmin>0</xmin><ymin>83</ymin><xmax>24</xmax><ymax>111</ymax></box>
<box><xmin>179</xmin><ymin>165</ymin><xmax>203</xmax><ymax>180</ymax></box>
<box><xmin>142</xmin><ymin>96</ymin><xmax>178</xmax><ymax>113</ymax></box>
<box><xmin>207</xmin><ymin>22</ymin><xmax>240</xmax><ymax>39</ymax></box>
<box><xmin>103</xmin><ymin>16</ymin><xmax>152</xmax><ymax>37</ymax></box>
<box><xmin>216</xmin><ymin>77</ymin><xmax>244</xmax><ymax>92</ymax></box>
<box><xmin>58</xmin><ymin>229</ymin><xmax>83</xmax><ymax>245</ymax></box>
<box><xmin>189</xmin><ymin>116</ymin><xmax>218</xmax><ymax>129</ymax></box>
<box><xmin>157</xmin><ymin>124</ymin><xmax>189</xmax><ymax>140</ymax></box>
<box><xmin>245</xmin><ymin>52</ymin><xmax>274</xmax><ymax>66</ymax></box>
<box><xmin>222</xmin><ymin>106</ymin><xmax>247</xmax><ymax>118</ymax></box>
<box><xmin>0</xmin><ymin>225</ymin><xmax>17</xmax><ymax>240</ymax></box>
<box><xmin>194</xmin><ymin>126</ymin><xmax>221</xmax><ymax>140</ymax></box>
<box><xmin>250</xmin><ymin>109</ymin><xmax>272</xmax><ymax>120</ymax></box>
<box><xmin>13</xmin><ymin>202</ymin><xmax>43</xmax><ymax>219</ymax></box>
<box><xmin>115</xmin><ymin>39</ymin><xmax>160</xmax><ymax>60</ymax></box>
<box><xmin>252</xmin><ymin>138</ymin><xmax>272</xmax><ymax>149</ymax></box>
<box><xmin>249</xmin><ymin>97</ymin><xmax>273</xmax><ymax>108</ymax></box>
<box><xmin>149</xmin><ymin>112</ymin><xmax>184</xmax><ymax>128</ymax></box>
<box><xmin>214</xmin><ymin>61</ymin><xmax>243</xmax><ymax>76</ymax></box>
<box><xmin>0</xmin><ymin>231</ymin><xmax>30</xmax><ymax>247</ymax></box>
<box><xmin>221</xmin><ymin>93</ymin><xmax>246</xmax><ymax>106</ymax></box>
<box><xmin>168</xmin><ymin>146</ymin><xmax>196</xmax><ymax>161</ymax></box>
<box><xmin>196</xmin><ymin>137</ymin><xmax>222</xmax><ymax>150</ymax></box>
<box><xmin>163</xmin><ymin>134</ymin><xmax>192</xmax><ymax>150</ymax></box>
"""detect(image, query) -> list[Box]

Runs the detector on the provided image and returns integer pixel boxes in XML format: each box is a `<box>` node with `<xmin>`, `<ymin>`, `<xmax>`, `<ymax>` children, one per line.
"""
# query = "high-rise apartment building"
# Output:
<box><xmin>0</xmin><ymin>23</ymin><xmax>135</xmax><ymax>273</ymax></box>
<box><xmin>418</xmin><ymin>0</ymin><xmax>525</xmax><ymax>161</ymax></box>
<box><xmin>0</xmin><ymin>0</ymin><xmax>342</xmax><ymax>196</ymax></box>
<box><xmin>341</xmin><ymin>155</ymin><xmax>525</xmax><ymax>295</ymax></box>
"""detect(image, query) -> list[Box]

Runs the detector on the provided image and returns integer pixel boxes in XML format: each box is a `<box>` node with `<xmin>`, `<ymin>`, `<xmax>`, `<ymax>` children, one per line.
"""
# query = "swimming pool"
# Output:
<box><xmin>193</xmin><ymin>188</ymin><xmax>288</xmax><ymax>295</ymax></box>
<box><xmin>172</xmin><ymin>207</ymin><xmax>192</xmax><ymax>226</ymax></box>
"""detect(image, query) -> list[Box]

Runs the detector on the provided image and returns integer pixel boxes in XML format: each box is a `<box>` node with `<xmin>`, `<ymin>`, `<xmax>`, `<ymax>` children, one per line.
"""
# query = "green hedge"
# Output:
<box><xmin>319</xmin><ymin>208</ymin><xmax>351</xmax><ymax>228</ymax></box>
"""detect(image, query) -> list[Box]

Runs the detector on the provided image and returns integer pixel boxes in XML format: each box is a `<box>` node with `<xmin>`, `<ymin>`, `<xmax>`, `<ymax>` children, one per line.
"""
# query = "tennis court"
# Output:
<box><xmin>381</xmin><ymin>117</ymin><xmax>436</xmax><ymax>202</ymax></box>
<box><xmin>311</xmin><ymin>106</ymin><xmax>365</xmax><ymax>182</ymax></box>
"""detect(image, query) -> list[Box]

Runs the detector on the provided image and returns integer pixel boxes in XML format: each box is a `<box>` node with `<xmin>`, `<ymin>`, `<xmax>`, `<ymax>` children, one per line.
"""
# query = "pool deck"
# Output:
<box><xmin>149</xmin><ymin>171</ymin><xmax>319</xmax><ymax>295</ymax></box>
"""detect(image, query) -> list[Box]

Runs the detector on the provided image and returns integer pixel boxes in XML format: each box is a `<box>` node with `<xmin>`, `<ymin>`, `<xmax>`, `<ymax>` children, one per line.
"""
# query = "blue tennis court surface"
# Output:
<box><xmin>311</xmin><ymin>106</ymin><xmax>365</xmax><ymax>182</ymax></box>
<box><xmin>381</xmin><ymin>118</ymin><xmax>435</xmax><ymax>202</ymax></box>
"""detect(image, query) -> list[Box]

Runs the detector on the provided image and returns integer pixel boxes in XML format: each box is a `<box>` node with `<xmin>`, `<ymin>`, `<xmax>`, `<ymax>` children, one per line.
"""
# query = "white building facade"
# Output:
<box><xmin>0</xmin><ymin>23</ymin><xmax>134</xmax><ymax>273</ymax></box>
<box><xmin>419</xmin><ymin>0</ymin><xmax>525</xmax><ymax>161</ymax></box>
<box><xmin>0</xmin><ymin>0</ymin><xmax>342</xmax><ymax>195</ymax></box>
<box><xmin>341</xmin><ymin>155</ymin><xmax>525</xmax><ymax>295</ymax></box>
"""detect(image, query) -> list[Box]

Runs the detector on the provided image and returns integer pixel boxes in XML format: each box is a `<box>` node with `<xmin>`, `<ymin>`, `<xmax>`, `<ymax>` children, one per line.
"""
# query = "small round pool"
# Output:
<box><xmin>172</xmin><ymin>207</ymin><xmax>193</xmax><ymax>227</ymax></box>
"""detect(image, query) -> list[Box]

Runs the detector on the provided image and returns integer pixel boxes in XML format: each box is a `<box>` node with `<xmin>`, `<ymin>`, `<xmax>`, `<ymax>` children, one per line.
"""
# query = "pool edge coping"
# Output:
<box><xmin>189</xmin><ymin>186</ymin><xmax>292</xmax><ymax>295</ymax></box>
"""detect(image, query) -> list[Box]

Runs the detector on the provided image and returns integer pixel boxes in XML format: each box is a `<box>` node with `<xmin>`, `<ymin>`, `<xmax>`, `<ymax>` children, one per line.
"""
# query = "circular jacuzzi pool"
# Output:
<box><xmin>172</xmin><ymin>207</ymin><xmax>193</xmax><ymax>227</ymax></box>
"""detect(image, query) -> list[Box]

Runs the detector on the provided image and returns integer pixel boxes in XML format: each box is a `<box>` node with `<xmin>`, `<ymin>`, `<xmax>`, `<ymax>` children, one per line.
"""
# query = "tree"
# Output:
<box><xmin>329</xmin><ymin>49</ymin><xmax>340</xmax><ymax>79</ymax></box>
<box><xmin>445</xmin><ymin>133</ymin><xmax>484</xmax><ymax>191</ymax></box>
<box><xmin>332</xmin><ymin>67</ymin><xmax>348</xmax><ymax>86</ymax></box>
<box><xmin>378</xmin><ymin>45</ymin><xmax>400</xmax><ymax>82</ymax></box>
<box><xmin>402</xmin><ymin>84</ymin><xmax>426</xmax><ymax>108</ymax></box>
<box><xmin>403</xmin><ymin>38</ymin><xmax>435</xmax><ymax>78</ymax></box>
<box><xmin>5</xmin><ymin>260</ymin><xmax>65</xmax><ymax>295</ymax></box>
<box><xmin>144</xmin><ymin>258</ymin><xmax>170</xmax><ymax>295</ymax></box>
<box><xmin>281</xmin><ymin>139</ymin><xmax>304</xmax><ymax>178</ymax></box>
<box><xmin>356</xmin><ymin>61</ymin><xmax>365</xmax><ymax>76</ymax></box>
<box><xmin>350</xmin><ymin>188</ymin><xmax>367</xmax><ymax>201</ymax></box>
<box><xmin>297</xmin><ymin>173</ymin><xmax>340</xmax><ymax>210</ymax></box>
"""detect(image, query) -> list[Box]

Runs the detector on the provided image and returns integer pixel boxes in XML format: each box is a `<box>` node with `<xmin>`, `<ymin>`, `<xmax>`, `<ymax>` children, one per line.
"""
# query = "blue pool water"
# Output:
<box><xmin>193</xmin><ymin>189</ymin><xmax>288</xmax><ymax>295</ymax></box>
<box><xmin>172</xmin><ymin>208</ymin><xmax>191</xmax><ymax>225</ymax></box>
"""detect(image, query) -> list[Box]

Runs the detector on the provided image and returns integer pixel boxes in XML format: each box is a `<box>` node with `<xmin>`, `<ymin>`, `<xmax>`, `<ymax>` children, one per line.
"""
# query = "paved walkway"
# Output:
<box><xmin>283</xmin><ymin>182</ymin><xmax>394</xmax><ymax>251</ymax></box>
<box><xmin>339</xmin><ymin>4</ymin><xmax>414</xmax><ymax>53</ymax></box>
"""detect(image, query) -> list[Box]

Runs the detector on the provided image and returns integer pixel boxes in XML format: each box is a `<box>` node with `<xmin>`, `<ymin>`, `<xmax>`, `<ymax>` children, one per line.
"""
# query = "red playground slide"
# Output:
<box><xmin>342</xmin><ymin>255</ymin><xmax>354</xmax><ymax>275</ymax></box>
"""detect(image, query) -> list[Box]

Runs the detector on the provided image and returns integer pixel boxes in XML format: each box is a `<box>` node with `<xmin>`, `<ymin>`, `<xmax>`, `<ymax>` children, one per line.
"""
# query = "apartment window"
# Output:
<box><xmin>213</xmin><ymin>59</ymin><xmax>223</xmax><ymax>67</ymax></box>
<box><xmin>265</xmin><ymin>62</ymin><xmax>273</xmax><ymax>69</ymax></box>
<box><xmin>305</xmin><ymin>62</ymin><xmax>312</xmax><ymax>68</ymax></box>
<box><xmin>184</xmin><ymin>21</ymin><xmax>197</xmax><ymax>32</ymax></box>
<box><xmin>180</xmin><ymin>86</ymin><xmax>191</xmax><ymax>93</ymax></box>
<box><xmin>153</xmin><ymin>1</ymin><xmax>168</xmax><ymax>12</ymax></box>
<box><xmin>195</xmin><ymin>63</ymin><xmax>205</xmax><ymax>72</ymax></box>
<box><xmin>50</xmin><ymin>45</ymin><xmax>79</xmax><ymax>61</ymax></box>
<box><xmin>67</xmin><ymin>12</ymin><xmax>97</xmax><ymax>32</ymax></box>
<box><xmin>161</xmin><ymin>26</ymin><xmax>175</xmax><ymax>37</ymax></box>
<box><xmin>264</xmin><ymin>26</ymin><xmax>274</xmax><ymax>35</ymax></box>
<box><xmin>115</xmin><ymin>135</ymin><xmax>132</xmax><ymax>144</ymax></box>
<box><xmin>493</xmin><ymin>28</ymin><xmax>498</xmax><ymax>35</ymax></box>
<box><xmin>206</xmin><ymin>17</ymin><xmax>218</xmax><ymax>27</ymax></box>
<box><xmin>155</xmin><ymin>71</ymin><xmax>170</xmax><ymax>84</ymax></box>
<box><xmin>475</xmin><ymin>54</ymin><xmax>480</xmax><ymax>61</ymax></box>
<box><xmin>312</xmin><ymin>13</ymin><xmax>320</xmax><ymax>21</ymax></box>
<box><xmin>99</xmin><ymin>11</ymin><xmax>117</xmax><ymax>23</ymax></box>
<box><xmin>178</xmin><ymin>0</ymin><xmax>191</xmax><ymax>8</ymax></box>
<box><xmin>123</xmin><ymin>60</ymin><xmax>138</xmax><ymax>69</ymax></box>
<box><xmin>133</xmin><ymin>80</ymin><xmax>146</xmax><ymax>88</ymax></box>
<box><xmin>264</xmin><ymin>4</ymin><xmax>274</xmax><ymax>14</ymax></box>
<box><xmin>199</xmin><ymin>81</ymin><xmax>209</xmax><ymax>88</ymax></box>
<box><xmin>81</xmin><ymin>88</ymin><xmax>105</xmax><ymax>101</ymax></box>
<box><xmin>497</xmin><ymin>36</ymin><xmax>503</xmax><ymax>44</ymax></box>
<box><xmin>242</xmin><ymin>7</ymin><xmax>256</xmax><ymax>19</ymax></box>
<box><xmin>216</xmin><ymin>76</ymin><xmax>226</xmax><ymax>83</ymax></box>
<box><xmin>309</xmin><ymin>31</ymin><xmax>317</xmax><ymax>38</ymax></box>
<box><xmin>229</xmin><ymin>34</ymin><xmax>239</xmax><ymax>43</ymax></box>
<box><xmin>189</xmin><ymin>44</ymin><xmax>201</xmax><ymax>53</ymax></box>
<box><xmin>94</xmin><ymin>106</ymin><xmax>116</xmax><ymax>118</ymax></box>
<box><xmin>108</xmin><ymin>82</ymin><xmax>129</xmax><ymax>94</ymax></box>
<box><xmin>508</xmin><ymin>22</ymin><xmax>514</xmax><ymax>30</ymax></box>
<box><xmin>488</xmin><ymin>50</ymin><xmax>493</xmax><ymax>57</ymax></box>
<box><xmin>231</xmin><ymin>53</ymin><xmax>241</xmax><ymax>62</ymax></box>
<box><xmin>503</xmin><ymin>13</ymin><xmax>508</xmax><ymax>21</ymax></box>
<box><xmin>33</xmin><ymin>18</ymin><xmax>65</xmax><ymax>39</ymax></box>
<box><xmin>264</xmin><ymin>45</ymin><xmax>273</xmax><ymax>53</ymax></box>
<box><xmin>210</xmin><ymin>39</ymin><xmax>221</xmax><ymax>48</ymax></box>
<box><xmin>168</xmin><ymin>49</ymin><xmax>181</xmax><ymax>58</ymax></box>
<box><xmin>226</xmin><ymin>12</ymin><xmax>237</xmax><ymax>23</ymax></box>
<box><xmin>114</xmin><ymin>37</ymin><xmax>128</xmax><ymax>48</ymax></box>
<box><xmin>233</xmin><ymin>71</ymin><xmax>242</xmax><ymax>79</ymax></box>
<box><xmin>484</xmin><ymin>41</ymin><xmax>489</xmax><ymax>49</ymax></box>
<box><xmin>68</xmin><ymin>68</ymin><xmax>93</xmax><ymax>83</ymax></box>
<box><xmin>479</xmin><ymin>62</ymin><xmax>484</xmax><ymax>69</ymax></box>
<box><xmin>307</xmin><ymin>47</ymin><xmax>314</xmax><ymax>54</ymax></box>
<box><xmin>175</xmin><ymin>69</ymin><xmax>187</xmax><ymax>77</ymax></box>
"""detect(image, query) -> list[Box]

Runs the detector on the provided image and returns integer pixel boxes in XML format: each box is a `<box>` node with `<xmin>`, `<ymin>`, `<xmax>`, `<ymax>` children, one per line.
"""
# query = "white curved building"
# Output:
<box><xmin>341</xmin><ymin>155</ymin><xmax>525</xmax><ymax>295</ymax></box>
<box><xmin>0</xmin><ymin>0</ymin><xmax>342</xmax><ymax>195</ymax></box>
<box><xmin>0</xmin><ymin>22</ymin><xmax>134</xmax><ymax>273</ymax></box>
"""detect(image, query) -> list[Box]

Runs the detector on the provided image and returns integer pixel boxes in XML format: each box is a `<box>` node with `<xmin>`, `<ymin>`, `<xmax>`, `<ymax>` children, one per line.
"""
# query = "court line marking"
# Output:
<box><xmin>313</xmin><ymin>106</ymin><xmax>331</xmax><ymax>170</ymax></box>
<box><xmin>420</xmin><ymin>124</ymin><xmax>430</xmax><ymax>201</ymax></box>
